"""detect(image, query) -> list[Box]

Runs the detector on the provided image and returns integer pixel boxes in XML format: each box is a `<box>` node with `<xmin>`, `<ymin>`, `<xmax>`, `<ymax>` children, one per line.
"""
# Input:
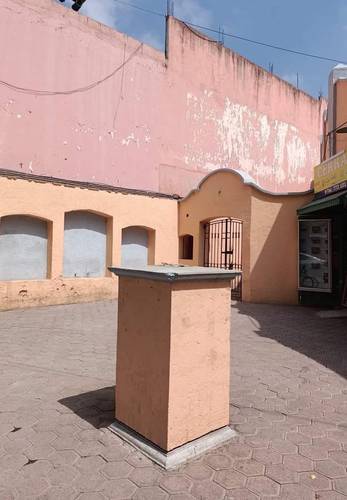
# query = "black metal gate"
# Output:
<box><xmin>203</xmin><ymin>218</ymin><xmax>243</xmax><ymax>300</ymax></box>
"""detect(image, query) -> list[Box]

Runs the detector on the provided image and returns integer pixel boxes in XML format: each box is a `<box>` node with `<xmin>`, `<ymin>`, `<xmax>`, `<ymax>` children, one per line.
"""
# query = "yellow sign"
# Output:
<box><xmin>314</xmin><ymin>151</ymin><xmax>347</xmax><ymax>194</ymax></box>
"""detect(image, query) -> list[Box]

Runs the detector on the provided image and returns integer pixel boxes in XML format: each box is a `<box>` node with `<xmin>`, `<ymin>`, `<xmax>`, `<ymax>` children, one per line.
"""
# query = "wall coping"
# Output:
<box><xmin>0</xmin><ymin>169</ymin><xmax>181</xmax><ymax>200</ymax></box>
<box><xmin>181</xmin><ymin>168</ymin><xmax>314</xmax><ymax>202</ymax></box>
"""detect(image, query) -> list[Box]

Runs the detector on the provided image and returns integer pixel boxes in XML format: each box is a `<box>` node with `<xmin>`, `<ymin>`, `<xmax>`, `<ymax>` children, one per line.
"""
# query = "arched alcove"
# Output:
<box><xmin>63</xmin><ymin>211</ymin><xmax>107</xmax><ymax>277</ymax></box>
<box><xmin>0</xmin><ymin>215</ymin><xmax>48</xmax><ymax>280</ymax></box>
<box><xmin>121</xmin><ymin>226</ymin><xmax>155</xmax><ymax>267</ymax></box>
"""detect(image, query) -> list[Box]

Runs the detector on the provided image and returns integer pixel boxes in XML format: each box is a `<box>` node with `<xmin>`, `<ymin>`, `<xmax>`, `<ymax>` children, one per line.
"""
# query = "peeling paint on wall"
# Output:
<box><xmin>184</xmin><ymin>92</ymin><xmax>320</xmax><ymax>188</ymax></box>
<box><xmin>0</xmin><ymin>1</ymin><xmax>325</xmax><ymax>196</ymax></box>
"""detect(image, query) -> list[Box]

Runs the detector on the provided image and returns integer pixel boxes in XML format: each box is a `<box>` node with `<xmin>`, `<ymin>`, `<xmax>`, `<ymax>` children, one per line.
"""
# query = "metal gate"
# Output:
<box><xmin>203</xmin><ymin>218</ymin><xmax>243</xmax><ymax>300</ymax></box>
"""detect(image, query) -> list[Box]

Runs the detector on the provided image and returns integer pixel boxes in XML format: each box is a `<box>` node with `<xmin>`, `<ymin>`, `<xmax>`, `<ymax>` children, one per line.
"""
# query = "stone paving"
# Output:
<box><xmin>0</xmin><ymin>300</ymin><xmax>347</xmax><ymax>500</ymax></box>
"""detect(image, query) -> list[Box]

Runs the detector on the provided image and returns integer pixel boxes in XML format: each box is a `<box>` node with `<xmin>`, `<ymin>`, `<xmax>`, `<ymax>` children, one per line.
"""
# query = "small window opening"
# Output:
<box><xmin>180</xmin><ymin>234</ymin><xmax>193</xmax><ymax>260</ymax></box>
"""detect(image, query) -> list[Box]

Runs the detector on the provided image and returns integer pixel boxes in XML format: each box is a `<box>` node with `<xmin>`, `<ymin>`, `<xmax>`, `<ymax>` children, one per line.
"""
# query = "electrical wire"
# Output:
<box><xmin>0</xmin><ymin>43</ymin><xmax>142</xmax><ymax>96</ymax></box>
<box><xmin>186</xmin><ymin>21</ymin><xmax>347</xmax><ymax>65</ymax></box>
<box><xmin>111</xmin><ymin>0</ymin><xmax>164</xmax><ymax>18</ymax></box>
<box><xmin>112</xmin><ymin>0</ymin><xmax>347</xmax><ymax>65</ymax></box>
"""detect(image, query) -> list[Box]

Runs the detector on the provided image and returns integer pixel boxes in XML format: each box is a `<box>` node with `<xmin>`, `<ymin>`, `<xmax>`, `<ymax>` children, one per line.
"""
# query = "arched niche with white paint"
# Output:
<box><xmin>121</xmin><ymin>226</ymin><xmax>155</xmax><ymax>267</ymax></box>
<box><xmin>63</xmin><ymin>211</ymin><xmax>107</xmax><ymax>278</ymax></box>
<box><xmin>0</xmin><ymin>215</ymin><xmax>48</xmax><ymax>280</ymax></box>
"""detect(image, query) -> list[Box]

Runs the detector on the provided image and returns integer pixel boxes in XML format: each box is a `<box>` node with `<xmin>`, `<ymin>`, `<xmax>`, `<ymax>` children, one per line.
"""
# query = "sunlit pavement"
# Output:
<box><xmin>0</xmin><ymin>300</ymin><xmax>347</xmax><ymax>499</ymax></box>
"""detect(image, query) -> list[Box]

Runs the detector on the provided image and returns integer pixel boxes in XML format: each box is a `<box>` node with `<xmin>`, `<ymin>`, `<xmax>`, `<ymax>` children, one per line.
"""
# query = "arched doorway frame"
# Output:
<box><xmin>202</xmin><ymin>217</ymin><xmax>243</xmax><ymax>300</ymax></box>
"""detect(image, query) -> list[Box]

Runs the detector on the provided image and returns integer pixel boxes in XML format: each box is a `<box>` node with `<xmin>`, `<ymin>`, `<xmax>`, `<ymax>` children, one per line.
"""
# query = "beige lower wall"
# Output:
<box><xmin>0</xmin><ymin>277</ymin><xmax>117</xmax><ymax>311</ymax></box>
<box><xmin>0</xmin><ymin>174</ymin><xmax>178</xmax><ymax>310</ymax></box>
<box><xmin>0</xmin><ymin>169</ymin><xmax>313</xmax><ymax>309</ymax></box>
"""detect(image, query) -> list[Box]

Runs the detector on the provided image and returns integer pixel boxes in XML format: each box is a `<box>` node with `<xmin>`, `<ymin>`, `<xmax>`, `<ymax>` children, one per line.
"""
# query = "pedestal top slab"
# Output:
<box><xmin>109</xmin><ymin>264</ymin><xmax>241</xmax><ymax>282</ymax></box>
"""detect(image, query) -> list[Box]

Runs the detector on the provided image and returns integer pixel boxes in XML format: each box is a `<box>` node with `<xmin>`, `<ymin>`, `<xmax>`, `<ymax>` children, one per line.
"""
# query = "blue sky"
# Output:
<box><xmin>58</xmin><ymin>0</ymin><xmax>347</xmax><ymax>98</ymax></box>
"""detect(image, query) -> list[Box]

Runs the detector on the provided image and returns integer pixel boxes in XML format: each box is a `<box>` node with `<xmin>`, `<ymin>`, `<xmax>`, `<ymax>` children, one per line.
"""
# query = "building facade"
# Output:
<box><xmin>0</xmin><ymin>0</ymin><xmax>329</xmax><ymax>309</ymax></box>
<box><xmin>298</xmin><ymin>66</ymin><xmax>347</xmax><ymax>307</ymax></box>
<box><xmin>1</xmin><ymin>0</ymin><xmax>325</xmax><ymax>197</ymax></box>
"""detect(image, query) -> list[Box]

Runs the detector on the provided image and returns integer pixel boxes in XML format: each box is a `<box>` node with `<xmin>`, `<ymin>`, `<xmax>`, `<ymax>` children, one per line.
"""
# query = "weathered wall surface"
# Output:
<box><xmin>178</xmin><ymin>170</ymin><xmax>312</xmax><ymax>304</ymax></box>
<box><xmin>334</xmin><ymin>79</ymin><xmax>347</xmax><ymax>156</ymax></box>
<box><xmin>0</xmin><ymin>0</ymin><xmax>325</xmax><ymax>196</ymax></box>
<box><xmin>0</xmin><ymin>173</ymin><xmax>178</xmax><ymax>310</ymax></box>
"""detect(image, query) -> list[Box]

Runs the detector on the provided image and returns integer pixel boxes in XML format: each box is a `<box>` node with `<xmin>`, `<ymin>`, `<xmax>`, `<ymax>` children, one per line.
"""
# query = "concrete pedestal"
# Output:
<box><xmin>109</xmin><ymin>265</ymin><xmax>240</xmax><ymax>468</ymax></box>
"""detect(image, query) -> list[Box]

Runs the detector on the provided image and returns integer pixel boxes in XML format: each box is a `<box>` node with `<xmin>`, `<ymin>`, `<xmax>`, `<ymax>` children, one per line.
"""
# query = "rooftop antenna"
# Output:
<box><xmin>296</xmin><ymin>72</ymin><xmax>299</xmax><ymax>89</ymax></box>
<box><xmin>268</xmin><ymin>63</ymin><xmax>274</xmax><ymax>74</ymax></box>
<box><xmin>218</xmin><ymin>25</ymin><xmax>225</xmax><ymax>45</ymax></box>
<box><xmin>166</xmin><ymin>0</ymin><xmax>174</xmax><ymax>16</ymax></box>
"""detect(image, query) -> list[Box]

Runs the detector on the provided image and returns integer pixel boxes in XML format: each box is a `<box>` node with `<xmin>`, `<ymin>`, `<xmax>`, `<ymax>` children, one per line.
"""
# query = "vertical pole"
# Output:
<box><xmin>224</xmin><ymin>219</ymin><xmax>228</xmax><ymax>269</ymax></box>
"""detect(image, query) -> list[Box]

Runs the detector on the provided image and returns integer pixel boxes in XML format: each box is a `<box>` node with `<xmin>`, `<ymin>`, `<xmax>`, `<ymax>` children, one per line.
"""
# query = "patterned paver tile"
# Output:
<box><xmin>247</xmin><ymin>476</ymin><xmax>280</xmax><ymax>496</ymax></box>
<box><xmin>101</xmin><ymin>460</ymin><xmax>133</xmax><ymax>479</ymax></box>
<box><xmin>225</xmin><ymin>488</ymin><xmax>259</xmax><ymax>499</ymax></box>
<box><xmin>314</xmin><ymin>459</ymin><xmax>347</xmax><ymax>478</ymax></box>
<box><xmin>14</xmin><ymin>476</ymin><xmax>50</xmax><ymax>498</ymax></box>
<box><xmin>252</xmin><ymin>448</ymin><xmax>282</xmax><ymax>465</ymax></box>
<box><xmin>1</xmin><ymin>301</ymin><xmax>346</xmax><ymax>500</ymax></box>
<box><xmin>47</xmin><ymin>465</ymin><xmax>80</xmax><ymax>486</ymax></box>
<box><xmin>72</xmin><ymin>472</ymin><xmax>106</xmax><ymax>493</ymax></box>
<box><xmin>190</xmin><ymin>480</ymin><xmax>225</xmax><ymax>500</ymax></box>
<box><xmin>299</xmin><ymin>444</ymin><xmax>329</xmax><ymax>461</ymax></box>
<box><xmin>283</xmin><ymin>454</ymin><xmax>313</xmax><ymax>472</ymax></box>
<box><xmin>329</xmin><ymin>451</ymin><xmax>347</xmax><ymax>466</ymax></box>
<box><xmin>265</xmin><ymin>464</ymin><xmax>298</xmax><ymax>484</ymax></box>
<box><xmin>214</xmin><ymin>469</ymin><xmax>246</xmax><ymax>489</ymax></box>
<box><xmin>182</xmin><ymin>463</ymin><xmax>213</xmax><ymax>481</ymax></box>
<box><xmin>100</xmin><ymin>444</ymin><xmax>131</xmax><ymax>462</ymax></box>
<box><xmin>129</xmin><ymin>466</ymin><xmax>163</xmax><ymax>486</ymax></box>
<box><xmin>233</xmin><ymin>459</ymin><xmax>265</xmax><ymax>476</ymax></box>
<box><xmin>280</xmin><ymin>483</ymin><xmax>315</xmax><ymax>499</ymax></box>
<box><xmin>222</xmin><ymin>443</ymin><xmax>252</xmax><ymax>459</ymax></box>
<box><xmin>298</xmin><ymin>471</ymin><xmax>331</xmax><ymax>491</ymax></box>
<box><xmin>204</xmin><ymin>453</ymin><xmax>233</xmax><ymax>470</ymax></box>
<box><xmin>76</xmin><ymin>455</ymin><xmax>106</xmax><ymax>474</ymax></box>
<box><xmin>38</xmin><ymin>485</ymin><xmax>77</xmax><ymax>499</ymax></box>
<box><xmin>159</xmin><ymin>474</ymin><xmax>192</xmax><ymax>493</ymax></box>
<box><xmin>334</xmin><ymin>477</ymin><xmax>347</xmax><ymax>496</ymax></box>
<box><xmin>132</xmin><ymin>485</ymin><xmax>169</xmax><ymax>500</ymax></box>
<box><xmin>312</xmin><ymin>437</ymin><xmax>341</xmax><ymax>452</ymax></box>
<box><xmin>102</xmin><ymin>478</ymin><xmax>137</xmax><ymax>499</ymax></box>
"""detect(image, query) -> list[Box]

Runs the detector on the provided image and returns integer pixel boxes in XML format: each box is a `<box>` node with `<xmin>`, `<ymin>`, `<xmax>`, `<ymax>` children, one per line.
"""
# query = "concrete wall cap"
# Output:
<box><xmin>109</xmin><ymin>265</ymin><xmax>241</xmax><ymax>282</ymax></box>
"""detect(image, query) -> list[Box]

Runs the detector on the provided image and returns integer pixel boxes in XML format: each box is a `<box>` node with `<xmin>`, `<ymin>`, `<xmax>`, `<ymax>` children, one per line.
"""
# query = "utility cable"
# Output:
<box><xmin>185</xmin><ymin>21</ymin><xmax>347</xmax><ymax>65</ymax></box>
<box><xmin>0</xmin><ymin>43</ymin><xmax>142</xmax><ymax>96</ymax></box>
<box><xmin>111</xmin><ymin>0</ymin><xmax>164</xmax><ymax>18</ymax></box>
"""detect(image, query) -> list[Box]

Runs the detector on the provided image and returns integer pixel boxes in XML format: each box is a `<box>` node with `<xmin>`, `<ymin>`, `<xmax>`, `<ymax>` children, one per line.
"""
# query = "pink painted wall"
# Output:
<box><xmin>0</xmin><ymin>0</ymin><xmax>326</xmax><ymax>196</ymax></box>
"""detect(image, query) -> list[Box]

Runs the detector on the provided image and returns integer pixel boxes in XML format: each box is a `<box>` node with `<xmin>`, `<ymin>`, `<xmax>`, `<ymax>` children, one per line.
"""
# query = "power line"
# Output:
<box><xmin>185</xmin><ymin>21</ymin><xmax>347</xmax><ymax>65</ymax></box>
<box><xmin>0</xmin><ymin>43</ymin><xmax>142</xmax><ymax>96</ymax></box>
<box><xmin>112</xmin><ymin>0</ymin><xmax>347</xmax><ymax>65</ymax></box>
<box><xmin>112</xmin><ymin>0</ymin><xmax>164</xmax><ymax>18</ymax></box>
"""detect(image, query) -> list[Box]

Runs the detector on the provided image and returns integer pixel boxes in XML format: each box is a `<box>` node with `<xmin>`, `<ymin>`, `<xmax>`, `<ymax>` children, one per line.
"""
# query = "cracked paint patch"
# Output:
<box><xmin>185</xmin><ymin>92</ymin><xmax>319</xmax><ymax>189</ymax></box>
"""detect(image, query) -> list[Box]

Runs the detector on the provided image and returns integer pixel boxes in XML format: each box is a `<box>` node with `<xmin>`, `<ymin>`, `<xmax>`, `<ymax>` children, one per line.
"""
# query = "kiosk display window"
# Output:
<box><xmin>298</xmin><ymin>219</ymin><xmax>331</xmax><ymax>292</ymax></box>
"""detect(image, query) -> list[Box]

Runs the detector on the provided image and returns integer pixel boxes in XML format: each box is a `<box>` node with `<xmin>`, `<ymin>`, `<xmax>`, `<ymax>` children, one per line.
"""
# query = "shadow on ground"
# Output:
<box><xmin>236</xmin><ymin>302</ymin><xmax>347</xmax><ymax>379</ymax></box>
<box><xmin>59</xmin><ymin>385</ymin><xmax>115</xmax><ymax>429</ymax></box>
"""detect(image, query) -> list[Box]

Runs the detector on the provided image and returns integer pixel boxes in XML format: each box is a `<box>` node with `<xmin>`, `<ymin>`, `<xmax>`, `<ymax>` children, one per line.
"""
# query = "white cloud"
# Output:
<box><xmin>56</xmin><ymin>0</ymin><xmax>120</xmax><ymax>29</ymax></box>
<box><xmin>174</xmin><ymin>0</ymin><xmax>213</xmax><ymax>26</ymax></box>
<box><xmin>80</xmin><ymin>0</ymin><xmax>120</xmax><ymax>28</ymax></box>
